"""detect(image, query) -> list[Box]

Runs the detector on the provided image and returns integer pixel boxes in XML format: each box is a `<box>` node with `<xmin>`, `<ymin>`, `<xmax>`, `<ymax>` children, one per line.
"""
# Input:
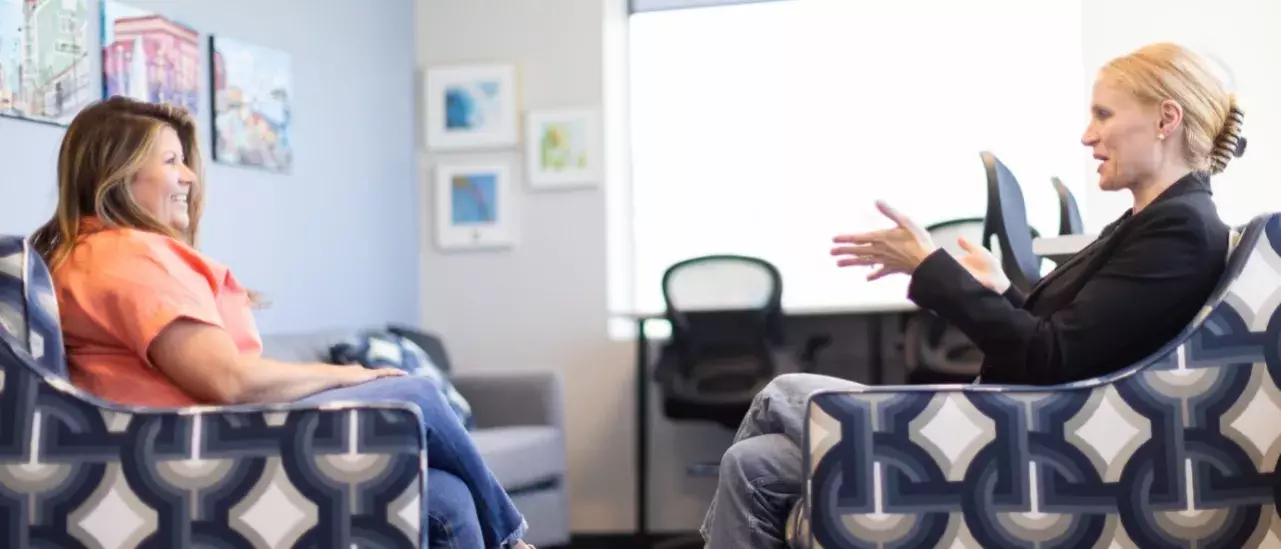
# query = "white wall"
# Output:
<box><xmin>1079</xmin><ymin>0</ymin><xmax>1281</xmax><ymax>229</ymax></box>
<box><xmin>416</xmin><ymin>0</ymin><xmax>1281</xmax><ymax>534</ymax></box>
<box><xmin>416</xmin><ymin>0</ymin><xmax>729</xmax><ymax>533</ymax></box>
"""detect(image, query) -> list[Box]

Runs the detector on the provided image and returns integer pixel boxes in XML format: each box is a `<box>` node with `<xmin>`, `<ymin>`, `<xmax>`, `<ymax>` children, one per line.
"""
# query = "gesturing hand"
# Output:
<box><xmin>954</xmin><ymin>236</ymin><xmax>1011</xmax><ymax>294</ymax></box>
<box><xmin>831</xmin><ymin>201</ymin><xmax>936</xmax><ymax>281</ymax></box>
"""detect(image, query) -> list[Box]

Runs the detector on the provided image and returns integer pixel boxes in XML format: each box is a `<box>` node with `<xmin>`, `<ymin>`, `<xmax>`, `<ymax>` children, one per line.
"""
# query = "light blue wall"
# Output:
<box><xmin>0</xmin><ymin>0</ymin><xmax>419</xmax><ymax>333</ymax></box>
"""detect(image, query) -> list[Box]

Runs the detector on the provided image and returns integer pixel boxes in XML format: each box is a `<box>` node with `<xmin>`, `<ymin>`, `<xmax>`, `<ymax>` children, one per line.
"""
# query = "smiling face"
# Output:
<box><xmin>130</xmin><ymin>126</ymin><xmax>196</xmax><ymax>232</ymax></box>
<box><xmin>1080</xmin><ymin>77</ymin><xmax>1172</xmax><ymax>191</ymax></box>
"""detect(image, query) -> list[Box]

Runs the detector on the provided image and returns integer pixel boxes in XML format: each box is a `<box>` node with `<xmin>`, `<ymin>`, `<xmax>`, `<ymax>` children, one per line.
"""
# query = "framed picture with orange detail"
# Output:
<box><xmin>434</xmin><ymin>162</ymin><xmax>517</xmax><ymax>251</ymax></box>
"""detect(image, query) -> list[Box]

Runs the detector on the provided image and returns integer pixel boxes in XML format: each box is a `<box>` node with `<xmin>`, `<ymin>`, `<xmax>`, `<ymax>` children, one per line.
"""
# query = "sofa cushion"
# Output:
<box><xmin>387</xmin><ymin>324</ymin><xmax>453</xmax><ymax>374</ymax></box>
<box><xmin>470</xmin><ymin>426</ymin><xmax>564</xmax><ymax>492</ymax></box>
<box><xmin>260</xmin><ymin>329</ymin><xmax>359</xmax><ymax>363</ymax></box>
<box><xmin>330</xmin><ymin>331</ymin><xmax>475</xmax><ymax>430</ymax></box>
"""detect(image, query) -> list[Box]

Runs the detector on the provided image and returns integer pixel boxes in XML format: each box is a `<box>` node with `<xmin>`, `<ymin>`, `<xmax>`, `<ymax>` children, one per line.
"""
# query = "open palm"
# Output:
<box><xmin>954</xmin><ymin>236</ymin><xmax>1011</xmax><ymax>294</ymax></box>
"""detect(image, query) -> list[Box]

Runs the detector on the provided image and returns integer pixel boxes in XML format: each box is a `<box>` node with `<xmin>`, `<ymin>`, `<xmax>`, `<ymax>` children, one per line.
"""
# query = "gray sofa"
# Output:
<box><xmin>259</xmin><ymin>326</ymin><xmax>570</xmax><ymax>547</ymax></box>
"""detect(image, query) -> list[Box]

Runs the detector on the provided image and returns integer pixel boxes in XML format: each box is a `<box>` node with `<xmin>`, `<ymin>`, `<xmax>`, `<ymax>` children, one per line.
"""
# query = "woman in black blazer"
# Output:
<box><xmin>700</xmin><ymin>42</ymin><xmax>1246</xmax><ymax>549</ymax></box>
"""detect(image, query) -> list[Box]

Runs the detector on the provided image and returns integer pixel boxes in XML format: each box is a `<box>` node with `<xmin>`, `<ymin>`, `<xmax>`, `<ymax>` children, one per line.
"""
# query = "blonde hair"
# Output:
<box><xmin>31</xmin><ymin>97</ymin><xmax>205</xmax><ymax>269</ymax></box>
<box><xmin>1100</xmin><ymin>42</ymin><xmax>1245</xmax><ymax>175</ymax></box>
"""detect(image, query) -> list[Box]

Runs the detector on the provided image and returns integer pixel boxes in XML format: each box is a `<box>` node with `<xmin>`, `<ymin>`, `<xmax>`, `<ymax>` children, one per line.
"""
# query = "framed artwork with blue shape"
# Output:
<box><xmin>434</xmin><ymin>162</ymin><xmax>516</xmax><ymax>250</ymax></box>
<box><xmin>424</xmin><ymin>64</ymin><xmax>519</xmax><ymax>150</ymax></box>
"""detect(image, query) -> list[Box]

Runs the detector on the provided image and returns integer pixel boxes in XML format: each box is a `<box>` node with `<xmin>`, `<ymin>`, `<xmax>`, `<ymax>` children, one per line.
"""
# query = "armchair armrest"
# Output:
<box><xmin>451</xmin><ymin>370</ymin><xmax>564</xmax><ymax>429</ymax></box>
<box><xmin>0</xmin><ymin>351</ymin><xmax>428</xmax><ymax>548</ymax></box>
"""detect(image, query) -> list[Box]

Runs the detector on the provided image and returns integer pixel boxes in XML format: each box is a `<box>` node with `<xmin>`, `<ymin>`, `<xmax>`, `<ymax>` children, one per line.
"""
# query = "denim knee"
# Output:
<box><xmin>719</xmin><ymin>434</ymin><xmax>802</xmax><ymax>488</ymax></box>
<box><xmin>375</xmin><ymin>377</ymin><xmax>449</xmax><ymax>415</ymax></box>
<box><xmin>764</xmin><ymin>373</ymin><xmax>812</xmax><ymax>396</ymax></box>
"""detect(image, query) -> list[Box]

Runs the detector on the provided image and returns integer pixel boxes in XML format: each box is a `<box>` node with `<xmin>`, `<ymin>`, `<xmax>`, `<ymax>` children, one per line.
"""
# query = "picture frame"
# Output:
<box><xmin>434</xmin><ymin>162</ymin><xmax>516</xmax><ymax>250</ymax></box>
<box><xmin>424</xmin><ymin>64</ymin><xmax>519</xmax><ymax>150</ymax></box>
<box><xmin>102</xmin><ymin>1</ymin><xmax>201</xmax><ymax>115</ymax></box>
<box><xmin>0</xmin><ymin>0</ymin><xmax>94</xmax><ymax>126</ymax></box>
<box><xmin>209</xmin><ymin>35</ymin><xmax>294</xmax><ymax>173</ymax></box>
<box><xmin>525</xmin><ymin>107</ymin><xmax>602</xmax><ymax>189</ymax></box>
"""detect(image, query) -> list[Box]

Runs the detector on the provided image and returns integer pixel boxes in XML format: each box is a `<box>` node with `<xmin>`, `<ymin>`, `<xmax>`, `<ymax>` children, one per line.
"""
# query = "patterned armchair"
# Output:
<box><xmin>0</xmin><ymin>236</ymin><xmax>428</xmax><ymax>548</ymax></box>
<box><xmin>794</xmin><ymin>213</ymin><xmax>1281</xmax><ymax>548</ymax></box>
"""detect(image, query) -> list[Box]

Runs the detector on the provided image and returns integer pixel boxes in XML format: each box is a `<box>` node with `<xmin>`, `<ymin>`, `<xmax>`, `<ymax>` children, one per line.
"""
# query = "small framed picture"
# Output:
<box><xmin>434</xmin><ymin>163</ymin><xmax>516</xmax><ymax>250</ymax></box>
<box><xmin>525</xmin><ymin>107</ymin><xmax>602</xmax><ymax>189</ymax></box>
<box><xmin>424</xmin><ymin>64</ymin><xmax>520</xmax><ymax>150</ymax></box>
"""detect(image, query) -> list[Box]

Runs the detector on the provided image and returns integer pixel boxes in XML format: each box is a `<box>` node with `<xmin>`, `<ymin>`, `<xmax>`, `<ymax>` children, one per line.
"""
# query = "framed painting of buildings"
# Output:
<box><xmin>101</xmin><ymin>1</ymin><xmax>201</xmax><ymax>114</ymax></box>
<box><xmin>0</xmin><ymin>0</ymin><xmax>95</xmax><ymax>125</ymax></box>
<box><xmin>210</xmin><ymin>35</ymin><xmax>293</xmax><ymax>173</ymax></box>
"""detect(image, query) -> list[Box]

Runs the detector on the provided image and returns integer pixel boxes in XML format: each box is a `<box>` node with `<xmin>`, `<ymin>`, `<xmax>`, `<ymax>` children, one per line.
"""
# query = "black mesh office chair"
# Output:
<box><xmin>653</xmin><ymin>254</ymin><xmax>799</xmax><ymax>429</ymax></box>
<box><xmin>1052</xmin><ymin>176</ymin><xmax>1084</xmax><ymax>235</ymax></box>
<box><xmin>648</xmin><ymin>255</ymin><xmax>806</xmax><ymax>549</ymax></box>
<box><xmin>903</xmin><ymin>218</ymin><xmax>986</xmax><ymax>383</ymax></box>
<box><xmin>981</xmin><ymin>151</ymin><xmax>1043</xmax><ymax>292</ymax></box>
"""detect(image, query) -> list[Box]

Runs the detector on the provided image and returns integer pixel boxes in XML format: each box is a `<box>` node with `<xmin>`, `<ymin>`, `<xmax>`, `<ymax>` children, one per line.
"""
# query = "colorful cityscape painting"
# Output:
<box><xmin>0</xmin><ymin>0</ymin><xmax>95</xmax><ymax>125</ymax></box>
<box><xmin>210</xmin><ymin>35</ymin><xmax>292</xmax><ymax>172</ymax></box>
<box><xmin>101</xmin><ymin>1</ymin><xmax>200</xmax><ymax>114</ymax></box>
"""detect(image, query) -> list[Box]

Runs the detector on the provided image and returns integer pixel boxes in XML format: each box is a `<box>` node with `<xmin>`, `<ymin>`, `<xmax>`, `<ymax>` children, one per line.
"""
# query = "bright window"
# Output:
<box><xmin>613</xmin><ymin>0</ymin><xmax>1086</xmax><ymax>320</ymax></box>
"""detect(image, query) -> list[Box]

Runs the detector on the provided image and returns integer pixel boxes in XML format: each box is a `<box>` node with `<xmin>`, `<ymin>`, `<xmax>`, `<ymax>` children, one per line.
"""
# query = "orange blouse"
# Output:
<box><xmin>52</xmin><ymin>218</ymin><xmax>262</xmax><ymax>407</ymax></box>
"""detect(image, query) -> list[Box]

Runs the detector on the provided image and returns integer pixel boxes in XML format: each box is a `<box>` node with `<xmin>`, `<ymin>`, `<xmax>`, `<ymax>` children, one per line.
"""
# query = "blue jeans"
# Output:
<box><xmin>298</xmin><ymin>377</ymin><xmax>527</xmax><ymax>548</ymax></box>
<box><xmin>426</xmin><ymin>469</ymin><xmax>484</xmax><ymax>549</ymax></box>
<box><xmin>700</xmin><ymin>373</ymin><xmax>863</xmax><ymax>549</ymax></box>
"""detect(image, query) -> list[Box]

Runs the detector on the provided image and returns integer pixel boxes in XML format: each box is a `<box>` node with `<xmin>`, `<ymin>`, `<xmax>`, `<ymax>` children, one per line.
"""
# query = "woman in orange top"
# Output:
<box><xmin>30</xmin><ymin>97</ymin><xmax>535</xmax><ymax>549</ymax></box>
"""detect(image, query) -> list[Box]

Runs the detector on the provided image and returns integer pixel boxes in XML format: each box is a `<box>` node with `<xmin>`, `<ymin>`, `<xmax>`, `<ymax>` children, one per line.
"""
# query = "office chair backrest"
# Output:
<box><xmin>657</xmin><ymin>255</ymin><xmax>784</xmax><ymax>428</ymax></box>
<box><xmin>662</xmin><ymin>254</ymin><xmax>784</xmax><ymax>360</ymax></box>
<box><xmin>662</xmin><ymin>255</ymin><xmax>780</xmax><ymax>313</ymax></box>
<box><xmin>1052</xmin><ymin>177</ymin><xmax>1084</xmax><ymax>235</ymax></box>
<box><xmin>980</xmin><ymin>151</ymin><xmax>1042</xmax><ymax>292</ymax></box>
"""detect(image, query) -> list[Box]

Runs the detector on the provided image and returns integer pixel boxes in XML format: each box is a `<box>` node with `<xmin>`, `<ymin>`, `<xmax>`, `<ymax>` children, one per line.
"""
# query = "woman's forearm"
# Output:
<box><xmin>229</xmin><ymin>358</ymin><xmax>357</xmax><ymax>404</ymax></box>
<box><xmin>148</xmin><ymin>320</ymin><xmax>389</xmax><ymax>405</ymax></box>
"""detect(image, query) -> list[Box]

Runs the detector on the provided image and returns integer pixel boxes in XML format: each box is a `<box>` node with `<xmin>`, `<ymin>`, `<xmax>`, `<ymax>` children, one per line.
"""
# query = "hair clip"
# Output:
<box><xmin>1234</xmin><ymin>136</ymin><xmax>1247</xmax><ymax>158</ymax></box>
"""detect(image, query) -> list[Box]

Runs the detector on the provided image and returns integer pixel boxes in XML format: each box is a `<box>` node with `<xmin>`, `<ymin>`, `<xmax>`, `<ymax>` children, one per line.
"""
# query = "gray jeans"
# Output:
<box><xmin>700</xmin><ymin>373</ymin><xmax>864</xmax><ymax>549</ymax></box>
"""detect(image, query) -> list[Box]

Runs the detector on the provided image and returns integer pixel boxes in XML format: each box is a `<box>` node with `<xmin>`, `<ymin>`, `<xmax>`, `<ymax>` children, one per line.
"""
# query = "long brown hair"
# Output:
<box><xmin>30</xmin><ymin>97</ymin><xmax>266</xmax><ymax>306</ymax></box>
<box><xmin>31</xmin><ymin>96</ymin><xmax>205</xmax><ymax>269</ymax></box>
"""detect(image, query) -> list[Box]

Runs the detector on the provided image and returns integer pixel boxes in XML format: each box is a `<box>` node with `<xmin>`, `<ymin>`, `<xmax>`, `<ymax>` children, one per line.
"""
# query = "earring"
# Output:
<box><xmin>1158</xmin><ymin>133</ymin><xmax>1166</xmax><ymax>140</ymax></box>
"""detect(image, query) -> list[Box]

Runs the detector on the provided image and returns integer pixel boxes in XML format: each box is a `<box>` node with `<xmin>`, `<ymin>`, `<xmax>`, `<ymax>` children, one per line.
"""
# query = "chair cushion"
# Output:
<box><xmin>330</xmin><ymin>331</ymin><xmax>475</xmax><ymax>430</ymax></box>
<box><xmin>470</xmin><ymin>426</ymin><xmax>564</xmax><ymax>492</ymax></box>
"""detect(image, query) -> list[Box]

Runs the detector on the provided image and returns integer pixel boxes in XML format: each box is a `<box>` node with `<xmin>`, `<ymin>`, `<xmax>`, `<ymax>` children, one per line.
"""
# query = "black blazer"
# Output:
<box><xmin>908</xmin><ymin>172</ymin><xmax>1230</xmax><ymax>385</ymax></box>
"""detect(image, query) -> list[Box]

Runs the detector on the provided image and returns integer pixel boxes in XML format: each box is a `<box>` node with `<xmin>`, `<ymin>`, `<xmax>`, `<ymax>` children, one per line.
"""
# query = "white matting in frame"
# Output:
<box><xmin>424</xmin><ymin>64</ymin><xmax>520</xmax><ymax>150</ymax></box>
<box><xmin>525</xmin><ymin>107</ymin><xmax>603</xmax><ymax>189</ymax></box>
<box><xmin>435</xmin><ymin>163</ymin><xmax>517</xmax><ymax>250</ymax></box>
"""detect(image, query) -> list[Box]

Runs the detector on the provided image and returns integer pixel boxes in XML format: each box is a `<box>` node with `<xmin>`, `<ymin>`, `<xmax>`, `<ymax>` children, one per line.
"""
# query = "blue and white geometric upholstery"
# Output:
<box><xmin>796</xmin><ymin>213</ymin><xmax>1281</xmax><ymax>548</ymax></box>
<box><xmin>0</xmin><ymin>236</ymin><xmax>428</xmax><ymax>548</ymax></box>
